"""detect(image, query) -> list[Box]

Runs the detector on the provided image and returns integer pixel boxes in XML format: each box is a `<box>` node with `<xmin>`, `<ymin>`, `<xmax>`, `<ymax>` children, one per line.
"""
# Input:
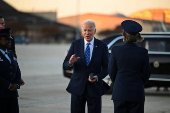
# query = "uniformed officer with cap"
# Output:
<box><xmin>0</xmin><ymin>15</ymin><xmax>25</xmax><ymax>86</ymax></box>
<box><xmin>0</xmin><ymin>28</ymin><xmax>21</xmax><ymax>113</ymax></box>
<box><xmin>108</xmin><ymin>20</ymin><xmax>150</xmax><ymax>113</ymax></box>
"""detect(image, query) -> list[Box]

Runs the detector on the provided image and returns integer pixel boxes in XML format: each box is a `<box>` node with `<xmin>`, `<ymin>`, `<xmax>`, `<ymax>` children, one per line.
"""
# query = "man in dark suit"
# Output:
<box><xmin>108</xmin><ymin>20</ymin><xmax>151</xmax><ymax>113</ymax></box>
<box><xmin>63</xmin><ymin>20</ymin><xmax>110</xmax><ymax>113</ymax></box>
<box><xmin>0</xmin><ymin>28</ymin><xmax>21</xmax><ymax>113</ymax></box>
<box><xmin>0</xmin><ymin>15</ymin><xmax>25</xmax><ymax>85</ymax></box>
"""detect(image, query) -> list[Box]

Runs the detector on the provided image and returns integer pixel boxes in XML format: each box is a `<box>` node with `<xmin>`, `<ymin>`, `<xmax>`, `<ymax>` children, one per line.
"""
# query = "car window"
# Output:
<box><xmin>137</xmin><ymin>38</ymin><xmax>170</xmax><ymax>52</ymax></box>
<box><xmin>109</xmin><ymin>36</ymin><xmax>170</xmax><ymax>52</ymax></box>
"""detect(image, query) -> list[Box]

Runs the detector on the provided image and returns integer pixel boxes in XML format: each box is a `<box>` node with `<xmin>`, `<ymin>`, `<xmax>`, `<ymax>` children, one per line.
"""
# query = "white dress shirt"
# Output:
<box><xmin>84</xmin><ymin>37</ymin><xmax>94</xmax><ymax>60</ymax></box>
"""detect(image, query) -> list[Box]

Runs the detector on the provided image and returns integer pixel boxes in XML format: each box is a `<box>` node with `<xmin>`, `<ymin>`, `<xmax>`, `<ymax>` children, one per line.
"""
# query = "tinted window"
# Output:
<box><xmin>109</xmin><ymin>37</ymin><xmax>170</xmax><ymax>52</ymax></box>
<box><xmin>137</xmin><ymin>38</ymin><xmax>170</xmax><ymax>52</ymax></box>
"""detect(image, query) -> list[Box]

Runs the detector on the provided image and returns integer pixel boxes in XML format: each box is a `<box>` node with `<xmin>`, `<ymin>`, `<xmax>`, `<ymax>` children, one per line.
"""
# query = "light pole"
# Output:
<box><xmin>76</xmin><ymin>0</ymin><xmax>80</xmax><ymax>39</ymax></box>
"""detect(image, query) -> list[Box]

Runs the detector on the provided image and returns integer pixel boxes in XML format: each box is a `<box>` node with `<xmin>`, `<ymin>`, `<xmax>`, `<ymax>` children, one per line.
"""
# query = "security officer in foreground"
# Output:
<box><xmin>108</xmin><ymin>20</ymin><xmax>150</xmax><ymax>113</ymax></box>
<box><xmin>0</xmin><ymin>28</ymin><xmax>21</xmax><ymax>113</ymax></box>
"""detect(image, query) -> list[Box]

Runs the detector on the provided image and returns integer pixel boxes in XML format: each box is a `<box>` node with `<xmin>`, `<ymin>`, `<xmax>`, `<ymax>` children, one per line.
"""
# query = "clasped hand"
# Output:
<box><xmin>9</xmin><ymin>84</ymin><xmax>18</xmax><ymax>91</ymax></box>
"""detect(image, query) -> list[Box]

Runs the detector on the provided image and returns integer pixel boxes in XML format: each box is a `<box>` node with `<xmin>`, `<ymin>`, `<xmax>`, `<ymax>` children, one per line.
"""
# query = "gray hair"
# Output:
<box><xmin>82</xmin><ymin>20</ymin><xmax>96</xmax><ymax>30</ymax></box>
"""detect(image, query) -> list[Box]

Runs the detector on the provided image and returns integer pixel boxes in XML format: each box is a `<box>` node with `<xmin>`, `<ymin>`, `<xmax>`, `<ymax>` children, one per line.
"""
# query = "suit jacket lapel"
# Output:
<box><xmin>80</xmin><ymin>38</ymin><xmax>87</xmax><ymax>67</ymax></box>
<box><xmin>88</xmin><ymin>38</ymin><xmax>98</xmax><ymax>67</ymax></box>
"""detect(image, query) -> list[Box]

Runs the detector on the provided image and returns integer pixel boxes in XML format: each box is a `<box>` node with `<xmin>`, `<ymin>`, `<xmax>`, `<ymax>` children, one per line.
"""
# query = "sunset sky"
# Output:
<box><xmin>4</xmin><ymin>0</ymin><xmax>170</xmax><ymax>18</ymax></box>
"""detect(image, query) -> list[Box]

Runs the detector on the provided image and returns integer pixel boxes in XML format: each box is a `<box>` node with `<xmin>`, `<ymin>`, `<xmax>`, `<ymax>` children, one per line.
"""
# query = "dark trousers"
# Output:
<box><xmin>0</xmin><ymin>98</ymin><xmax>19</xmax><ymax>113</ymax></box>
<box><xmin>113</xmin><ymin>101</ymin><xmax>144</xmax><ymax>113</ymax></box>
<box><xmin>71</xmin><ymin>89</ymin><xmax>101</xmax><ymax>113</ymax></box>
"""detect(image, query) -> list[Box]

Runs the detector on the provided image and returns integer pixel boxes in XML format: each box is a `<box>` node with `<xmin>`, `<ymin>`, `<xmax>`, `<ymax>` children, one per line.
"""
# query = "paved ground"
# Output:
<box><xmin>16</xmin><ymin>44</ymin><xmax>170</xmax><ymax>113</ymax></box>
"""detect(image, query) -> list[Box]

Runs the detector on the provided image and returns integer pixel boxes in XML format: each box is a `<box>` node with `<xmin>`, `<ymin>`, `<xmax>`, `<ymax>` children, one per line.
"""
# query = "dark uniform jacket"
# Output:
<box><xmin>0</xmin><ymin>50</ymin><xmax>21</xmax><ymax>99</ymax></box>
<box><xmin>63</xmin><ymin>38</ymin><xmax>110</xmax><ymax>97</ymax></box>
<box><xmin>108</xmin><ymin>43</ymin><xmax>151</xmax><ymax>101</ymax></box>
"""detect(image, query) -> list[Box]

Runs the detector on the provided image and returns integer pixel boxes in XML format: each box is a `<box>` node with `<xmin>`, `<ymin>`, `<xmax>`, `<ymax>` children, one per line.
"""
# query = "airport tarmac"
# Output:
<box><xmin>16</xmin><ymin>44</ymin><xmax>170</xmax><ymax>113</ymax></box>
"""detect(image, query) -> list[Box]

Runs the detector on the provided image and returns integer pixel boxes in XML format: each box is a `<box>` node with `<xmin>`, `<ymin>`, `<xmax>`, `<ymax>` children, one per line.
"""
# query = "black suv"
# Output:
<box><xmin>63</xmin><ymin>33</ymin><xmax>170</xmax><ymax>93</ymax></box>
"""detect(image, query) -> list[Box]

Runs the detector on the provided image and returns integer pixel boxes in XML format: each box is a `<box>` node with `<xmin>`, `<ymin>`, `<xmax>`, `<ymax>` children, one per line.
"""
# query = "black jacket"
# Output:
<box><xmin>108</xmin><ymin>43</ymin><xmax>151</xmax><ymax>101</ymax></box>
<box><xmin>0</xmin><ymin>50</ymin><xmax>21</xmax><ymax>99</ymax></box>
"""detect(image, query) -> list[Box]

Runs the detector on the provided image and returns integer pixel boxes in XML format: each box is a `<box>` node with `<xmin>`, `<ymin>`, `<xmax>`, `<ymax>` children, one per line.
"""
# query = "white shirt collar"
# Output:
<box><xmin>84</xmin><ymin>37</ymin><xmax>94</xmax><ymax>46</ymax></box>
<box><xmin>0</xmin><ymin>49</ymin><xmax>7</xmax><ymax>55</ymax></box>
